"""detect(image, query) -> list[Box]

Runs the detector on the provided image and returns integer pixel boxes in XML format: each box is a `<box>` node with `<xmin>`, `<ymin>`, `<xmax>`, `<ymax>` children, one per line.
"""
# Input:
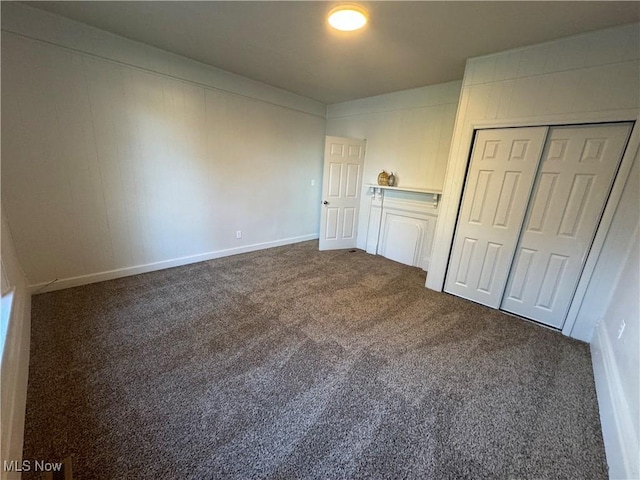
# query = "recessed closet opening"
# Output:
<box><xmin>444</xmin><ymin>121</ymin><xmax>634</xmax><ymax>329</ymax></box>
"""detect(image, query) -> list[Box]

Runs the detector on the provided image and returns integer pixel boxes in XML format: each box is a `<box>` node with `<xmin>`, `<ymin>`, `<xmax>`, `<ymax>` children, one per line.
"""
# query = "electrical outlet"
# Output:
<box><xmin>236</xmin><ymin>230</ymin><xmax>242</xmax><ymax>239</ymax></box>
<box><xmin>617</xmin><ymin>319</ymin><xmax>626</xmax><ymax>339</ymax></box>
<box><xmin>311</xmin><ymin>179</ymin><xmax>315</xmax><ymax>186</ymax></box>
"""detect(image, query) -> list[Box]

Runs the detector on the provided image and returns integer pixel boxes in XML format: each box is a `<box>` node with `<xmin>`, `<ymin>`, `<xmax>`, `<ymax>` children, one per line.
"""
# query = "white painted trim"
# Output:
<box><xmin>30</xmin><ymin>234</ymin><xmax>319</xmax><ymax>294</ymax></box>
<box><xmin>1</xmin><ymin>212</ymin><xmax>32</xmax><ymax>480</ymax></box>
<box><xmin>0</xmin><ymin>290</ymin><xmax>15</xmax><ymax>366</ymax></box>
<box><xmin>365</xmin><ymin>196</ymin><xmax>383</xmax><ymax>255</ymax></box>
<box><xmin>465</xmin><ymin>110</ymin><xmax>639</xmax><ymax>130</ymax></box>
<box><xmin>382</xmin><ymin>197</ymin><xmax>440</xmax><ymax>216</ymax></box>
<box><xmin>591</xmin><ymin>324</ymin><xmax>640</xmax><ymax>480</ymax></box>
<box><xmin>0</xmin><ymin>289</ymin><xmax>31</xmax><ymax>480</ymax></box>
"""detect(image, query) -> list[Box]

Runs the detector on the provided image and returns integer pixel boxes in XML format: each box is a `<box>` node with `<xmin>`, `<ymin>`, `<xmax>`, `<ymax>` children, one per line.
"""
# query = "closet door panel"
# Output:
<box><xmin>444</xmin><ymin>127</ymin><xmax>548</xmax><ymax>307</ymax></box>
<box><xmin>501</xmin><ymin>123</ymin><xmax>632</xmax><ymax>327</ymax></box>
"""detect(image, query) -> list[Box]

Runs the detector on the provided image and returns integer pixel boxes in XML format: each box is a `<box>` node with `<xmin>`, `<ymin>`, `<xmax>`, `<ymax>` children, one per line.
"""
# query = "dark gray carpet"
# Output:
<box><xmin>24</xmin><ymin>241</ymin><xmax>607</xmax><ymax>479</ymax></box>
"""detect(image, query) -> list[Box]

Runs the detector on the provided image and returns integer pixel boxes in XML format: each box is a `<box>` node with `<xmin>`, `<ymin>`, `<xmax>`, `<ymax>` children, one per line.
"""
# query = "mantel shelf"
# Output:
<box><xmin>365</xmin><ymin>184</ymin><xmax>442</xmax><ymax>195</ymax></box>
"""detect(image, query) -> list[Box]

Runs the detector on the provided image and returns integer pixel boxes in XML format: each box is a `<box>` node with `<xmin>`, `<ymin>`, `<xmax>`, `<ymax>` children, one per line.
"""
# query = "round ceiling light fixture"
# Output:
<box><xmin>328</xmin><ymin>5</ymin><xmax>368</xmax><ymax>31</ymax></box>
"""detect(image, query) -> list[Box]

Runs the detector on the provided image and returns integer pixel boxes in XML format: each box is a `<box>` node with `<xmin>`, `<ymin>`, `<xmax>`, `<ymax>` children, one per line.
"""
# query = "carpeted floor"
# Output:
<box><xmin>23</xmin><ymin>241</ymin><xmax>607</xmax><ymax>479</ymax></box>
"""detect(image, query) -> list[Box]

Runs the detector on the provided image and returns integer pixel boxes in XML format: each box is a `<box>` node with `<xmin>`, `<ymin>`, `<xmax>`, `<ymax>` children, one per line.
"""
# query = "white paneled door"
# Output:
<box><xmin>445</xmin><ymin>127</ymin><xmax>548</xmax><ymax>307</ymax></box>
<box><xmin>319</xmin><ymin>136</ymin><xmax>366</xmax><ymax>250</ymax></box>
<box><xmin>446</xmin><ymin>122</ymin><xmax>632</xmax><ymax>329</ymax></box>
<box><xmin>501</xmin><ymin>123</ymin><xmax>633</xmax><ymax>327</ymax></box>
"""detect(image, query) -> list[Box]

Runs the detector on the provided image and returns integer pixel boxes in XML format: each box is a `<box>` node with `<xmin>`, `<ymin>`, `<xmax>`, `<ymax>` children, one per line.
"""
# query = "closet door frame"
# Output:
<box><xmin>441</xmin><ymin>114</ymin><xmax>639</xmax><ymax>338</ymax></box>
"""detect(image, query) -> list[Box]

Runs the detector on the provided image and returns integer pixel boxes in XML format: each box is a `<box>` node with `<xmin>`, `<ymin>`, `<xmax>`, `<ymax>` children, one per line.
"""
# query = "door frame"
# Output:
<box><xmin>429</xmin><ymin>111</ymin><xmax>639</xmax><ymax>338</ymax></box>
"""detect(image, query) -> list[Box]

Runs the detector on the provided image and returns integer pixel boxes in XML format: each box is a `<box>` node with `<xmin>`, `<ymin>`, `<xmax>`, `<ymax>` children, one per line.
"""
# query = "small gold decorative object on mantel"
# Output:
<box><xmin>388</xmin><ymin>172</ymin><xmax>396</xmax><ymax>187</ymax></box>
<box><xmin>377</xmin><ymin>170</ymin><xmax>389</xmax><ymax>186</ymax></box>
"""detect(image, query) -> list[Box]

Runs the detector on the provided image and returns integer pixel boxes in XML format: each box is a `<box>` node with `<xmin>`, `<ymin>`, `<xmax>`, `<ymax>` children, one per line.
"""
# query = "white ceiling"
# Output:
<box><xmin>28</xmin><ymin>1</ymin><xmax>640</xmax><ymax>104</ymax></box>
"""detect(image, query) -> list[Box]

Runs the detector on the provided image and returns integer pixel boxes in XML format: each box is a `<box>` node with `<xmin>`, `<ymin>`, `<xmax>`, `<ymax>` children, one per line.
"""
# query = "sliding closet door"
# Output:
<box><xmin>444</xmin><ymin>127</ymin><xmax>548</xmax><ymax>307</ymax></box>
<box><xmin>501</xmin><ymin>123</ymin><xmax>632</xmax><ymax>328</ymax></box>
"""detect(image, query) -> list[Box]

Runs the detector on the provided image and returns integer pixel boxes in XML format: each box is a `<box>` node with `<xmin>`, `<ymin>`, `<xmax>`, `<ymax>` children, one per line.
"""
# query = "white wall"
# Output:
<box><xmin>326</xmin><ymin>81</ymin><xmax>460</xmax><ymax>250</ymax></box>
<box><xmin>1</xmin><ymin>210</ymin><xmax>32</xmax><ymax>480</ymax></box>
<box><xmin>327</xmin><ymin>81</ymin><xmax>460</xmax><ymax>191</ymax></box>
<box><xmin>590</xmin><ymin>148</ymin><xmax>639</xmax><ymax>480</ymax></box>
<box><xmin>1</xmin><ymin>3</ymin><xmax>326</xmax><ymax>290</ymax></box>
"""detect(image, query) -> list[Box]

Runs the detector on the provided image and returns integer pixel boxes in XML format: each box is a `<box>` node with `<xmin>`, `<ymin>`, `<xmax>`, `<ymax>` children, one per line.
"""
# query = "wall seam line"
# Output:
<box><xmin>1</xmin><ymin>28</ymin><xmax>328</xmax><ymax>120</ymax></box>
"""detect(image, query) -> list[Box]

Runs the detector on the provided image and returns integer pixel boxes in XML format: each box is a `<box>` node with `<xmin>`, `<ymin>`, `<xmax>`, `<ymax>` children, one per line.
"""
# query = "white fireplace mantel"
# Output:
<box><xmin>363</xmin><ymin>185</ymin><xmax>440</xmax><ymax>270</ymax></box>
<box><xmin>365</xmin><ymin>184</ymin><xmax>442</xmax><ymax>208</ymax></box>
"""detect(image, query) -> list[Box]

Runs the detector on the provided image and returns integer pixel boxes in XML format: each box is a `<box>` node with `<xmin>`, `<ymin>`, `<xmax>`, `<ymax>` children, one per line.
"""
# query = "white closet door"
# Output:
<box><xmin>444</xmin><ymin>127</ymin><xmax>548</xmax><ymax>307</ymax></box>
<box><xmin>501</xmin><ymin>123</ymin><xmax>632</xmax><ymax>328</ymax></box>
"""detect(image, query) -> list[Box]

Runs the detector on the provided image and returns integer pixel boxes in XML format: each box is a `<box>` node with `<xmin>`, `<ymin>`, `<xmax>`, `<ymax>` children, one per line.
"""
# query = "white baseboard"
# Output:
<box><xmin>30</xmin><ymin>234</ymin><xmax>319</xmax><ymax>294</ymax></box>
<box><xmin>591</xmin><ymin>323</ymin><xmax>639</xmax><ymax>480</ymax></box>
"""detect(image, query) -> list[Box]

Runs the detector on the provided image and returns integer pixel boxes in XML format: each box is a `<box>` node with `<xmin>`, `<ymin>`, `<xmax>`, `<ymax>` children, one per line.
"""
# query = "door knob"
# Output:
<box><xmin>323</xmin><ymin>201</ymin><xmax>329</xmax><ymax>205</ymax></box>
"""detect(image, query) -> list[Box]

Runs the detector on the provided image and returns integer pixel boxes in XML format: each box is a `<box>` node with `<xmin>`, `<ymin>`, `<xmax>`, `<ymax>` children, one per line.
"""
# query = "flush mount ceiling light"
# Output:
<box><xmin>328</xmin><ymin>5</ymin><xmax>368</xmax><ymax>31</ymax></box>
